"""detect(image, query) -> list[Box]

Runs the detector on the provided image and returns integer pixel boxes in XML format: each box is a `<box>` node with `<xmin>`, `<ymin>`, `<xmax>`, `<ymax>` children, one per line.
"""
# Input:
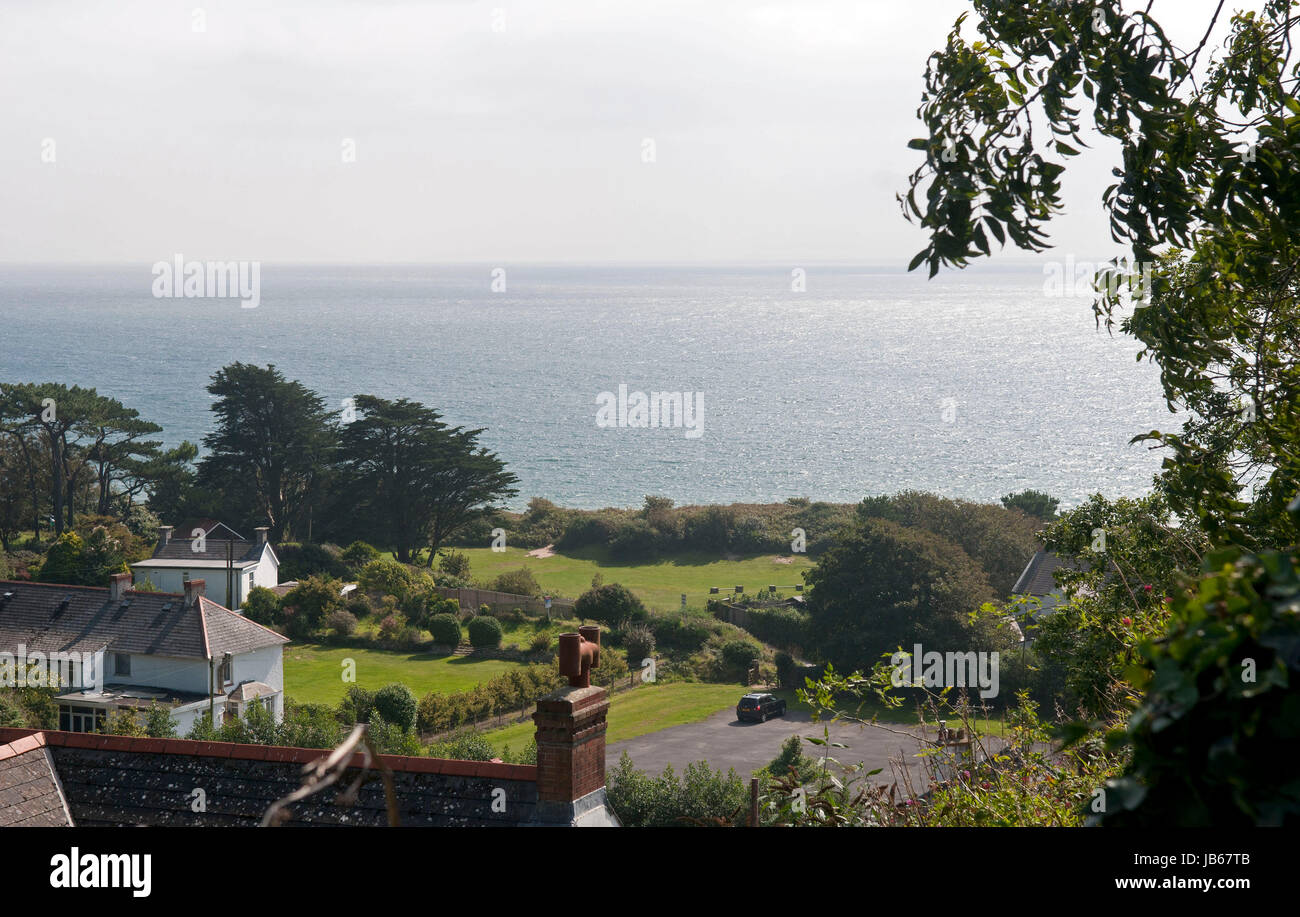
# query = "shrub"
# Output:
<box><xmin>428</xmin><ymin>613</ymin><xmax>462</xmax><ymax>647</ymax></box>
<box><xmin>606</xmin><ymin>753</ymin><xmax>749</xmax><ymax>827</ymax></box>
<box><xmin>491</xmin><ymin>567</ymin><xmax>540</xmax><ymax>597</ymax></box>
<box><xmin>378</xmin><ymin>613</ymin><xmax>407</xmax><ymax>643</ymax></box>
<box><xmin>342</xmin><ymin>686</ymin><xmax>375</xmax><ymax>724</ymax></box>
<box><xmin>428</xmin><ymin>732</ymin><xmax>499</xmax><ymax>762</ymax></box>
<box><xmin>373</xmin><ymin>683</ymin><xmax>417</xmax><ymax>731</ymax></box>
<box><xmin>281</xmin><ymin>575</ymin><xmax>342</xmax><ymax>639</ymax></box>
<box><xmin>467</xmin><ymin>616</ymin><xmax>503</xmax><ymax>648</ymax></box>
<box><xmin>327</xmin><ymin>609</ymin><xmax>358</xmax><ymax>637</ymax></box>
<box><xmin>241</xmin><ymin>586</ymin><xmax>283</xmax><ymax>627</ymax></box>
<box><xmin>277</xmin><ymin>542</ymin><xmax>348</xmax><ymax>580</ymax></box>
<box><xmin>720</xmin><ymin>638</ymin><xmax>762</xmax><ymax>673</ymax></box>
<box><xmin>437</xmin><ymin>550</ymin><xmax>471</xmax><ymax>582</ymax></box>
<box><xmin>530</xmin><ymin>631</ymin><xmax>553</xmax><ymax>654</ymax></box>
<box><xmin>358</xmin><ymin>559</ymin><xmax>415</xmax><ymax>599</ymax></box>
<box><xmin>341</xmin><ymin>540</ymin><xmax>381</xmax><ymax>573</ymax></box>
<box><xmin>574</xmin><ymin>583</ymin><xmax>647</xmax><ymax>626</ymax></box>
<box><xmin>622</xmin><ymin>624</ymin><xmax>656</xmax><ymax>666</ymax></box>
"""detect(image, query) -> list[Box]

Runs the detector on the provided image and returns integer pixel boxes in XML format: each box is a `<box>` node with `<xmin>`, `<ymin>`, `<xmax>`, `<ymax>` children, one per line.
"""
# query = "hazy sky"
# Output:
<box><xmin>0</xmin><ymin>0</ymin><xmax>1231</xmax><ymax>263</ymax></box>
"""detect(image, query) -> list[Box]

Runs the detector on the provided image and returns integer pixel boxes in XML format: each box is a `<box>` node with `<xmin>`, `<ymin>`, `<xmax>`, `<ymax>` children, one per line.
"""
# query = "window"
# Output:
<box><xmin>59</xmin><ymin>705</ymin><xmax>106</xmax><ymax>733</ymax></box>
<box><xmin>114</xmin><ymin>653</ymin><xmax>131</xmax><ymax>676</ymax></box>
<box><xmin>219</xmin><ymin>656</ymin><xmax>233</xmax><ymax>685</ymax></box>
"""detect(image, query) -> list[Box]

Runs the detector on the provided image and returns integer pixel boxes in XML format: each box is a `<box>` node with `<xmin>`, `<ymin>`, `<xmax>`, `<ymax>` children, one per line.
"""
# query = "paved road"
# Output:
<box><xmin>607</xmin><ymin>707</ymin><xmax>932</xmax><ymax>787</ymax></box>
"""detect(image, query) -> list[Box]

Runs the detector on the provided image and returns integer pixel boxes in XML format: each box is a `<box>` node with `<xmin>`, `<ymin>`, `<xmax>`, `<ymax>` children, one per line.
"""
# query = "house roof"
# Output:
<box><xmin>0</xmin><ymin>728</ymin><xmax>553</xmax><ymax>827</ymax></box>
<box><xmin>1011</xmin><ymin>550</ymin><xmax>1074</xmax><ymax>596</ymax></box>
<box><xmin>0</xmin><ymin>735</ymin><xmax>72</xmax><ymax>826</ymax></box>
<box><xmin>0</xmin><ymin>580</ymin><xmax>288</xmax><ymax>661</ymax></box>
<box><xmin>146</xmin><ymin>519</ymin><xmax>276</xmax><ymax>566</ymax></box>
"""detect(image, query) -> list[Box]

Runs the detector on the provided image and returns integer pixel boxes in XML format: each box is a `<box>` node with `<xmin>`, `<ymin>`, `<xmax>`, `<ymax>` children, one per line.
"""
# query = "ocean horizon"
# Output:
<box><xmin>0</xmin><ymin>261</ymin><xmax>1178</xmax><ymax>512</ymax></box>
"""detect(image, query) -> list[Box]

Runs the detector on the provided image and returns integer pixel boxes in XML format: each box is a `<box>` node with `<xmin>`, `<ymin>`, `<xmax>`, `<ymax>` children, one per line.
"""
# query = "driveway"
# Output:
<box><xmin>607</xmin><ymin>707</ymin><xmax>932</xmax><ymax>788</ymax></box>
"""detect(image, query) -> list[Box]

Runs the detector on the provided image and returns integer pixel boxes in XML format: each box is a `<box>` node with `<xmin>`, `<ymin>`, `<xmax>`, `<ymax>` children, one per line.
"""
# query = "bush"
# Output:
<box><xmin>648</xmin><ymin>611</ymin><xmax>723</xmax><ymax>653</ymax></box>
<box><xmin>340</xmin><ymin>540</ymin><xmax>381</xmax><ymax>573</ymax></box>
<box><xmin>490</xmin><ymin>567</ymin><xmax>540</xmax><ymax>597</ymax></box>
<box><xmin>467</xmin><ymin>615</ymin><xmax>503</xmax><ymax>648</ymax></box>
<box><xmin>574</xmin><ymin>583</ymin><xmax>647</xmax><ymax>626</ymax></box>
<box><xmin>282</xmin><ymin>575</ymin><xmax>342</xmax><ymax>639</ymax></box>
<box><xmin>428</xmin><ymin>732</ymin><xmax>499</xmax><ymax>762</ymax></box>
<box><xmin>241</xmin><ymin>586</ymin><xmax>283</xmax><ymax>627</ymax></box>
<box><xmin>327</xmin><ymin>609</ymin><xmax>358</xmax><ymax>637</ymax></box>
<box><xmin>428</xmin><ymin>613</ymin><xmax>462</xmax><ymax>647</ymax></box>
<box><xmin>378</xmin><ymin>613</ymin><xmax>407</xmax><ymax>643</ymax></box>
<box><xmin>373</xmin><ymin>683</ymin><xmax>417</xmax><ymax>731</ymax></box>
<box><xmin>622</xmin><ymin>624</ymin><xmax>656</xmax><ymax>666</ymax></box>
<box><xmin>720</xmin><ymin>638</ymin><xmax>762</xmax><ymax>673</ymax></box>
<box><xmin>437</xmin><ymin>550</ymin><xmax>471</xmax><ymax>582</ymax></box>
<box><xmin>277</xmin><ymin>542</ymin><xmax>348</xmax><ymax>581</ymax></box>
<box><xmin>530</xmin><ymin>631</ymin><xmax>553</xmax><ymax>654</ymax></box>
<box><xmin>606</xmin><ymin>753</ymin><xmax>749</xmax><ymax>827</ymax></box>
<box><xmin>342</xmin><ymin>686</ymin><xmax>375</xmax><ymax>724</ymax></box>
<box><xmin>358</xmin><ymin>559</ymin><xmax>415</xmax><ymax>599</ymax></box>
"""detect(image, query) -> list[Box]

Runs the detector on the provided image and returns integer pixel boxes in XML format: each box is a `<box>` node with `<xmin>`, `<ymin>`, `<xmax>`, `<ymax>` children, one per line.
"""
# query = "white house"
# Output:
<box><xmin>131</xmin><ymin>520</ymin><xmax>280</xmax><ymax>612</ymax></box>
<box><xmin>0</xmin><ymin>573</ymin><xmax>289</xmax><ymax>736</ymax></box>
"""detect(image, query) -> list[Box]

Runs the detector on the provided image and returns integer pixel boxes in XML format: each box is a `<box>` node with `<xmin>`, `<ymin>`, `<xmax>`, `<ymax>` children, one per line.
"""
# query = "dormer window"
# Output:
<box><xmin>114</xmin><ymin>653</ymin><xmax>131</xmax><ymax>676</ymax></box>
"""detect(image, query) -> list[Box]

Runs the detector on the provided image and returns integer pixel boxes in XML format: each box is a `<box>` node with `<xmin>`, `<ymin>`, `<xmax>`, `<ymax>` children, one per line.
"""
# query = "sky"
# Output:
<box><xmin>0</xmin><ymin>0</ymin><xmax>1234</xmax><ymax>264</ymax></box>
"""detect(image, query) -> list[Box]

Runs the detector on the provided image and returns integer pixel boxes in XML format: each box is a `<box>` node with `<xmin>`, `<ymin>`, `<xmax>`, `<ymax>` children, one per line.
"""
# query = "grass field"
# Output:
<box><xmin>447</xmin><ymin>545</ymin><xmax>815</xmax><ymax>611</ymax></box>
<box><xmin>283</xmin><ymin>644</ymin><xmax>526</xmax><ymax>706</ymax></box>
<box><xmin>478</xmin><ymin>681</ymin><xmax>745</xmax><ymax>757</ymax></box>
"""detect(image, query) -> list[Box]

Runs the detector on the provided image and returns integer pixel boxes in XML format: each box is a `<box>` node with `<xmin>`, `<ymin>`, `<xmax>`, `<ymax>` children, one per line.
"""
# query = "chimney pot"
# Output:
<box><xmin>184</xmin><ymin>578</ymin><xmax>206</xmax><ymax>607</ymax></box>
<box><xmin>108</xmin><ymin>572</ymin><xmax>132</xmax><ymax>601</ymax></box>
<box><xmin>254</xmin><ymin>526</ymin><xmax>269</xmax><ymax>546</ymax></box>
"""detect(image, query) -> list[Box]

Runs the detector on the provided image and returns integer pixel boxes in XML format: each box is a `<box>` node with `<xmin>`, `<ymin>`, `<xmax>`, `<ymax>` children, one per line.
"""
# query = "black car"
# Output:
<box><xmin>736</xmin><ymin>692</ymin><xmax>787</xmax><ymax>723</ymax></box>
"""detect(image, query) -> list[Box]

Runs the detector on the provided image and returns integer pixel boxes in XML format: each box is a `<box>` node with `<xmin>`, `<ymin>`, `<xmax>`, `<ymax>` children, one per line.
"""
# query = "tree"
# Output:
<box><xmin>198</xmin><ymin>363</ymin><xmax>335</xmax><ymax>542</ymax></box>
<box><xmin>574</xmin><ymin>583</ymin><xmax>647</xmax><ymax>626</ymax></box>
<box><xmin>373</xmin><ymin>683</ymin><xmax>417</xmax><ymax>732</ymax></box>
<box><xmin>901</xmin><ymin>0</ymin><xmax>1300</xmax><ymax>548</ymax></box>
<box><xmin>1000</xmin><ymin>490</ymin><xmax>1060</xmax><ymax>521</ymax></box>
<box><xmin>803</xmin><ymin>516</ymin><xmax>999</xmax><ymax>672</ymax></box>
<box><xmin>335</xmin><ymin>395</ymin><xmax>517</xmax><ymax>563</ymax></box>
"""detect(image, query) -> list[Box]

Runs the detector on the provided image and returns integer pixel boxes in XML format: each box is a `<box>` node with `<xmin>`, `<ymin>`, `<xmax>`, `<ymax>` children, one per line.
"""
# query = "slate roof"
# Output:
<box><xmin>144</xmin><ymin>520</ymin><xmax>270</xmax><ymax>565</ymax></box>
<box><xmin>0</xmin><ymin>580</ymin><xmax>288</xmax><ymax>660</ymax></box>
<box><xmin>0</xmin><ymin>735</ymin><xmax>72</xmax><ymax>826</ymax></box>
<box><xmin>1011</xmin><ymin>550</ymin><xmax>1074</xmax><ymax>596</ymax></box>
<box><xmin>0</xmin><ymin>729</ymin><xmax>552</xmax><ymax>827</ymax></box>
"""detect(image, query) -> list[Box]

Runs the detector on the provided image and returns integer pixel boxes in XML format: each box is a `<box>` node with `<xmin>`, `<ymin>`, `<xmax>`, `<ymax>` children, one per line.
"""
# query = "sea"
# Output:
<box><xmin>0</xmin><ymin>262</ymin><xmax>1180</xmax><ymax>512</ymax></box>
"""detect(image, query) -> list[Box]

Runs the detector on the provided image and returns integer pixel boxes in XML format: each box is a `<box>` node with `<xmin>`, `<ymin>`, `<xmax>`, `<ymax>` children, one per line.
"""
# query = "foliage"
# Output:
<box><xmin>277</xmin><ymin>542</ymin><xmax>347</xmax><ymax>581</ymax></box>
<box><xmin>340</xmin><ymin>540</ymin><xmax>381</xmax><ymax>573</ymax></box>
<box><xmin>467</xmin><ymin>615</ymin><xmax>504</xmax><ymax>648</ymax></box>
<box><xmin>1001</xmin><ymin>490</ymin><xmax>1060</xmax><ymax>521</ymax></box>
<box><xmin>327</xmin><ymin>608</ymin><xmax>358</xmax><ymax>637</ymax></box>
<box><xmin>900</xmin><ymin>0</ymin><xmax>1300</xmax><ymax>549</ymax></box>
<box><xmin>804</xmin><ymin>515</ymin><xmax>1002</xmax><ymax>672</ymax></box>
<box><xmin>574</xmin><ymin>582</ymin><xmax>647</xmax><ymax>626</ymax></box>
<box><xmin>281</xmin><ymin>575</ymin><xmax>342</xmax><ymax>640</ymax></box>
<box><xmin>428</xmin><ymin>732</ymin><xmax>499</xmax><ymax>762</ymax></box>
<box><xmin>415</xmin><ymin>664</ymin><xmax>562</xmax><ymax>733</ymax></box>
<box><xmin>197</xmin><ymin>363</ymin><xmax>335</xmax><ymax>542</ymax></box>
<box><xmin>489</xmin><ymin>566</ymin><xmax>540</xmax><ymax>597</ymax></box>
<box><xmin>358</xmin><ymin>559</ymin><xmax>414</xmax><ymax>600</ymax></box>
<box><xmin>143</xmin><ymin>703</ymin><xmax>177</xmax><ymax>738</ymax></box>
<box><xmin>427</xmin><ymin>612</ymin><xmax>463</xmax><ymax>646</ymax></box>
<box><xmin>373</xmin><ymin>683</ymin><xmax>418</xmax><ymax>731</ymax></box>
<box><xmin>241</xmin><ymin>585</ymin><xmax>283</xmax><ymax>627</ymax></box>
<box><xmin>437</xmin><ymin>549</ymin><xmax>471</xmax><ymax>582</ymax></box>
<box><xmin>606</xmin><ymin>752</ymin><xmax>750</xmax><ymax>827</ymax></box>
<box><xmin>1098</xmin><ymin>520</ymin><xmax>1300</xmax><ymax>827</ymax></box>
<box><xmin>622</xmin><ymin>624</ymin><xmax>656</xmax><ymax>666</ymax></box>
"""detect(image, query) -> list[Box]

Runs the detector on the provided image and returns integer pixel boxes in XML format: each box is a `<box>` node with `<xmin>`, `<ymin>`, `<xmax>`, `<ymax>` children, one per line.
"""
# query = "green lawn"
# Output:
<box><xmin>478</xmin><ymin>681</ymin><xmax>746</xmax><ymax>757</ymax></box>
<box><xmin>283</xmin><ymin>644</ymin><xmax>526</xmax><ymax>706</ymax></box>
<box><xmin>448</xmin><ymin>546</ymin><xmax>815</xmax><ymax>611</ymax></box>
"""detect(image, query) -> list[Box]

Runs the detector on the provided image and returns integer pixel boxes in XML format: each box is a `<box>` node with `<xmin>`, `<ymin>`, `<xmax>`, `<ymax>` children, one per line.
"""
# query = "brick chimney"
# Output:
<box><xmin>184</xmin><ymin>578</ymin><xmax>206</xmax><ymax>608</ymax></box>
<box><xmin>533</xmin><ymin>685</ymin><xmax>612</xmax><ymax>822</ymax></box>
<box><xmin>157</xmin><ymin>525</ymin><xmax>173</xmax><ymax>548</ymax></box>
<box><xmin>254</xmin><ymin>526</ymin><xmax>269</xmax><ymax>546</ymax></box>
<box><xmin>108</xmin><ymin>572</ymin><xmax>132</xmax><ymax>601</ymax></box>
